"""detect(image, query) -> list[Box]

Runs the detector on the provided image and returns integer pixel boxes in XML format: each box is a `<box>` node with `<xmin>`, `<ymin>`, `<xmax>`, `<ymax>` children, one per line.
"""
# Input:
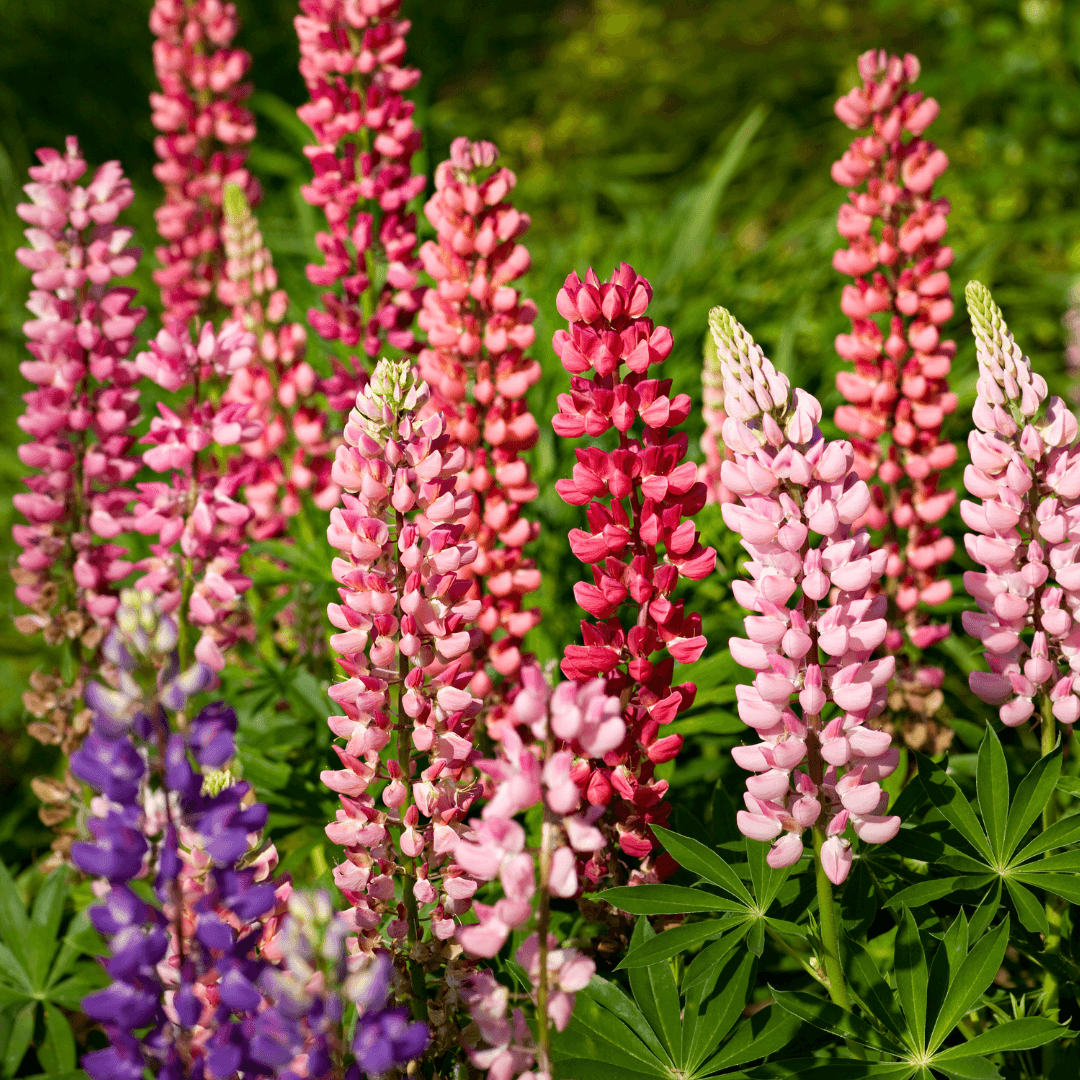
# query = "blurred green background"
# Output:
<box><xmin>3</xmin><ymin>0</ymin><xmax>1080</xmax><ymax>870</ymax></box>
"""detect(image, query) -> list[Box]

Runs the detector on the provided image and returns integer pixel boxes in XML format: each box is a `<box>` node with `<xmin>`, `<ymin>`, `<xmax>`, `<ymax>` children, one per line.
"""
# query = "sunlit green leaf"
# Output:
<box><xmin>933</xmin><ymin>1016</ymin><xmax>1066</xmax><ymax>1060</ymax></box>
<box><xmin>1003</xmin><ymin>747</ymin><xmax>1061</xmax><ymax>859</ymax></box>
<box><xmin>618</xmin><ymin>918</ymin><xmax>739</xmax><ymax>969</ymax></box>
<box><xmin>927</xmin><ymin>917</ymin><xmax>1010</xmax><ymax>1053</ymax></box>
<box><xmin>627</xmin><ymin>918</ymin><xmax>681</xmax><ymax>1063</ymax></box>
<box><xmin>650</xmin><ymin>827</ymin><xmax>756</xmax><ymax>907</ymax></box>
<box><xmin>895</xmin><ymin>908</ymin><xmax>929</xmax><ymax>1050</ymax></box>
<box><xmin>598</xmin><ymin>885</ymin><xmax>743</xmax><ymax>915</ymax></box>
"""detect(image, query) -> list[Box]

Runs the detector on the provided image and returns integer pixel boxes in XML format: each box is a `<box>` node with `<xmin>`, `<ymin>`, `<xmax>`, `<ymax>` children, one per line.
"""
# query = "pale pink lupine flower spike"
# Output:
<box><xmin>962</xmin><ymin>282</ymin><xmax>1080</xmax><ymax>731</ymax></box>
<box><xmin>711</xmin><ymin>305</ymin><xmax>901</xmax><ymax>886</ymax></box>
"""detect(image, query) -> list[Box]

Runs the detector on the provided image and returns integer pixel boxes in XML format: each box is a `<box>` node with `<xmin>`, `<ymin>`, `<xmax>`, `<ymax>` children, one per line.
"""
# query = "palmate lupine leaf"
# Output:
<box><xmin>552</xmin><ymin>918</ymin><xmax>799</xmax><ymax>1080</ymax></box>
<box><xmin>768</xmin><ymin>908</ymin><xmax>1067</xmax><ymax>1080</ymax></box>
<box><xmin>884</xmin><ymin>728</ymin><xmax>1080</xmax><ymax>937</ymax></box>
<box><xmin>0</xmin><ymin>860</ymin><xmax>106</xmax><ymax>1078</ymax></box>
<box><xmin>596</xmin><ymin>826</ymin><xmax>806</xmax><ymax>967</ymax></box>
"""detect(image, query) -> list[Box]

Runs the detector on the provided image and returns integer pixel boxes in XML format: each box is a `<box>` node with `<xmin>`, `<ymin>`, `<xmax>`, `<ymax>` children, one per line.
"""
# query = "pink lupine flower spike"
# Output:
<box><xmin>710</xmin><ymin>305</ymin><xmax>900</xmax><ymax>886</ymax></box>
<box><xmin>831</xmin><ymin>49</ymin><xmax>959</xmax><ymax>709</ymax></box>
<box><xmin>961</xmin><ymin>282</ymin><xmax>1080</xmax><ymax>740</ymax></box>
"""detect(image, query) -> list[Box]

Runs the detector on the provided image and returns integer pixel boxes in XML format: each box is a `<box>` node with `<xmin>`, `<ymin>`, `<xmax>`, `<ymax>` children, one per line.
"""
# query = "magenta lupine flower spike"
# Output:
<box><xmin>961</xmin><ymin>282</ymin><xmax>1080</xmax><ymax>730</ymax></box>
<box><xmin>13</xmin><ymin>138</ymin><xmax>147</xmax><ymax>651</ymax></box>
<box><xmin>149</xmin><ymin>0</ymin><xmax>259</xmax><ymax>323</ymax></box>
<box><xmin>295</xmin><ymin>0</ymin><xmax>426</xmax><ymax>404</ymax></box>
<box><xmin>552</xmin><ymin>263</ymin><xmax>716</xmax><ymax>883</ymax></box>
<box><xmin>831</xmin><ymin>49</ymin><xmax>958</xmax><ymax>698</ymax></box>
<box><xmin>322</xmin><ymin>359</ymin><xmax>484</xmax><ymax>955</ymax></box>
<box><xmin>417</xmin><ymin>137</ymin><xmax>543</xmax><ymax>699</ymax></box>
<box><xmin>711</xmin><ymin>306</ymin><xmax>900</xmax><ymax>885</ymax></box>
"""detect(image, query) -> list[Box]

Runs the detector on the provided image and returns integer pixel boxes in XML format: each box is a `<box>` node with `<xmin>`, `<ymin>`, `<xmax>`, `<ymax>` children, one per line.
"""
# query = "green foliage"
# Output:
<box><xmin>887</xmin><ymin>729</ymin><xmax>1080</xmax><ymax>940</ymax></box>
<box><xmin>599</xmin><ymin>826</ymin><xmax>811</xmax><ymax>964</ymax></box>
<box><xmin>552</xmin><ymin>917</ymin><xmax>800</xmax><ymax>1079</ymax></box>
<box><xmin>770</xmin><ymin>910</ymin><xmax>1066</xmax><ymax>1079</ymax></box>
<box><xmin>0</xmin><ymin>860</ymin><xmax>102</xmax><ymax>1079</ymax></box>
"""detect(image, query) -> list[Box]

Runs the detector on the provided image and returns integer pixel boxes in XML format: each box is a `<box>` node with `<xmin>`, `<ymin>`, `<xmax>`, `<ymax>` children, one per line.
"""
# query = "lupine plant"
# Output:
<box><xmin>6</xmin><ymin>14</ymin><xmax>1080</xmax><ymax>1080</ymax></box>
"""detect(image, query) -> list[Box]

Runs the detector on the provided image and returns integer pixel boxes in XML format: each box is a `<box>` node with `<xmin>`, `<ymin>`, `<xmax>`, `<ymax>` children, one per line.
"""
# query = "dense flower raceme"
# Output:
<box><xmin>961</xmin><ymin>282</ymin><xmax>1080</xmax><ymax>730</ymax></box>
<box><xmin>69</xmin><ymin>590</ymin><xmax>277</xmax><ymax>1080</ymax></box>
<box><xmin>218</xmin><ymin>182</ymin><xmax>340</xmax><ymax>539</ymax></box>
<box><xmin>132</xmin><ymin>317</ymin><xmax>262</xmax><ymax>671</ymax></box>
<box><xmin>552</xmin><ymin>264</ymin><xmax>716</xmax><ymax>881</ymax></box>
<box><xmin>453</xmin><ymin>666</ymin><xmax>606</xmax><ymax>1079</ymax></box>
<box><xmin>831</xmin><ymin>49</ymin><xmax>958</xmax><ymax>691</ymax></box>
<box><xmin>321</xmin><ymin>360</ymin><xmax>485</xmax><ymax>964</ymax></box>
<box><xmin>295</xmin><ymin>0</ymin><xmax>426</xmax><ymax>404</ymax></box>
<box><xmin>710</xmin><ymin>306</ymin><xmax>901</xmax><ymax>885</ymax></box>
<box><xmin>13</xmin><ymin>138</ymin><xmax>146</xmax><ymax>654</ymax></box>
<box><xmin>71</xmin><ymin>591</ymin><xmax>428</xmax><ymax>1080</ymax></box>
<box><xmin>417</xmin><ymin>137</ymin><xmax>542</xmax><ymax>697</ymax></box>
<box><xmin>150</xmin><ymin>0</ymin><xmax>259</xmax><ymax>323</ymax></box>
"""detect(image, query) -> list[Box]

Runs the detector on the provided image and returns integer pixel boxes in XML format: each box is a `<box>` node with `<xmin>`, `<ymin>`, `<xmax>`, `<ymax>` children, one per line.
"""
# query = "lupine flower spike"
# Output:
<box><xmin>150</xmin><ymin>0</ymin><xmax>259</xmax><ymax>323</ymax></box>
<box><xmin>832</xmin><ymin>49</ymin><xmax>958</xmax><ymax>724</ymax></box>
<box><xmin>295</xmin><ymin>0</ymin><xmax>425</xmax><ymax>407</ymax></box>
<box><xmin>321</xmin><ymin>360</ymin><xmax>482</xmax><ymax>1025</ymax></box>
<box><xmin>14</xmin><ymin>139</ymin><xmax>145</xmax><ymax>656</ymax></box>
<box><xmin>218</xmin><ymin>182</ymin><xmax>341</xmax><ymax>540</ymax></box>
<box><xmin>962</xmin><ymin>282</ymin><xmax>1080</xmax><ymax>734</ymax></box>
<box><xmin>418</xmin><ymin>137</ymin><xmax>543</xmax><ymax>700</ymax></box>
<box><xmin>553</xmin><ymin>263</ymin><xmax>716</xmax><ymax>882</ymax></box>
<box><xmin>711</xmin><ymin>306</ymin><xmax>900</xmax><ymax>886</ymax></box>
<box><xmin>14</xmin><ymin>139</ymin><xmax>147</xmax><ymax>857</ymax></box>
<box><xmin>454</xmin><ymin>665</ymin><xmax>604</xmax><ymax>1080</ymax></box>
<box><xmin>70</xmin><ymin>589</ymin><xmax>275</xmax><ymax>1080</ymax></box>
<box><xmin>74</xmin><ymin>591</ymin><xmax>428</xmax><ymax>1080</ymax></box>
<box><xmin>132</xmin><ymin>316</ymin><xmax>261</xmax><ymax>672</ymax></box>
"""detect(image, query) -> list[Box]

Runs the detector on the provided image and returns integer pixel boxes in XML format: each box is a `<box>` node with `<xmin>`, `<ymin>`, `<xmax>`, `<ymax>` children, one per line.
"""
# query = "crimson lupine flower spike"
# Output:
<box><xmin>453</xmin><ymin>666</ymin><xmax>605</xmax><ymax>1079</ymax></box>
<box><xmin>417</xmin><ymin>138</ymin><xmax>543</xmax><ymax>699</ymax></box>
<box><xmin>295</xmin><ymin>0</ymin><xmax>426</xmax><ymax>404</ymax></box>
<box><xmin>832</xmin><ymin>49</ymin><xmax>959</xmax><ymax>698</ymax></box>
<box><xmin>961</xmin><ymin>282</ymin><xmax>1080</xmax><ymax>731</ymax></box>
<box><xmin>711</xmin><ymin>306</ymin><xmax>900</xmax><ymax>886</ymax></box>
<box><xmin>13</xmin><ymin>138</ymin><xmax>146</xmax><ymax>652</ymax></box>
<box><xmin>322</xmin><ymin>360</ymin><xmax>484</xmax><ymax>963</ymax></box>
<box><xmin>131</xmin><ymin>315</ymin><xmax>261</xmax><ymax>672</ymax></box>
<box><xmin>217</xmin><ymin>183</ymin><xmax>343</xmax><ymax>539</ymax></box>
<box><xmin>552</xmin><ymin>264</ymin><xmax>716</xmax><ymax>882</ymax></box>
<box><xmin>149</xmin><ymin>0</ymin><xmax>259</xmax><ymax>323</ymax></box>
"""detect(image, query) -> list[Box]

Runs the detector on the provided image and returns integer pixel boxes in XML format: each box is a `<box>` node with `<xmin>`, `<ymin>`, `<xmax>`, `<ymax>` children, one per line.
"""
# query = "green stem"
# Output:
<box><xmin>1040</xmin><ymin>695</ymin><xmax>1061</xmax><ymax>1038</ymax></box>
<box><xmin>812</xmin><ymin>829</ymin><xmax>851</xmax><ymax>1012</ymax></box>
